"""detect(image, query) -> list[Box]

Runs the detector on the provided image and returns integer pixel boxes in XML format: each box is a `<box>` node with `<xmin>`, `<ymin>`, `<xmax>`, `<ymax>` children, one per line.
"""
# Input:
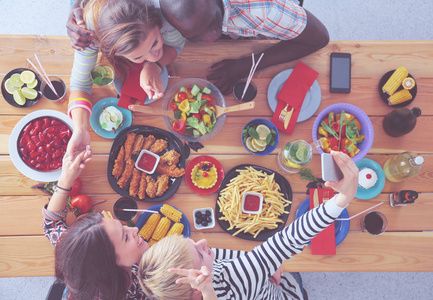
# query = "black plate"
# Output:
<box><xmin>1</xmin><ymin>68</ymin><xmax>42</xmax><ymax>108</ymax></box>
<box><xmin>215</xmin><ymin>164</ymin><xmax>292</xmax><ymax>241</ymax></box>
<box><xmin>378</xmin><ymin>70</ymin><xmax>417</xmax><ymax>107</ymax></box>
<box><xmin>107</xmin><ymin>125</ymin><xmax>188</xmax><ymax>202</ymax></box>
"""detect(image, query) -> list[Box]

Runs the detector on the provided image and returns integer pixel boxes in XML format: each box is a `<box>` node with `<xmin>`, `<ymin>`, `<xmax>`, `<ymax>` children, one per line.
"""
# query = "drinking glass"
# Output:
<box><xmin>233</xmin><ymin>78</ymin><xmax>257</xmax><ymax>102</ymax></box>
<box><xmin>41</xmin><ymin>76</ymin><xmax>66</xmax><ymax>102</ymax></box>
<box><xmin>113</xmin><ymin>197</ymin><xmax>138</xmax><ymax>222</ymax></box>
<box><xmin>91</xmin><ymin>63</ymin><xmax>115</xmax><ymax>86</ymax></box>
<box><xmin>277</xmin><ymin>139</ymin><xmax>313</xmax><ymax>173</ymax></box>
<box><xmin>360</xmin><ymin>211</ymin><xmax>388</xmax><ymax>235</ymax></box>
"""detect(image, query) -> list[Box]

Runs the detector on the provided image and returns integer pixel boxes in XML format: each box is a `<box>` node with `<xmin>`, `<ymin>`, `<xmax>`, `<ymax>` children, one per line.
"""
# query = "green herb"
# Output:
<box><xmin>338</xmin><ymin>110</ymin><xmax>345</xmax><ymax>150</ymax></box>
<box><xmin>298</xmin><ymin>168</ymin><xmax>325</xmax><ymax>189</ymax></box>
<box><xmin>174</xmin><ymin>110</ymin><xmax>182</xmax><ymax>120</ymax></box>
<box><xmin>265</xmin><ymin>133</ymin><xmax>272</xmax><ymax>145</ymax></box>
<box><xmin>248</xmin><ymin>127</ymin><xmax>260</xmax><ymax>140</ymax></box>
<box><xmin>321</xmin><ymin>120</ymin><xmax>338</xmax><ymax>139</ymax></box>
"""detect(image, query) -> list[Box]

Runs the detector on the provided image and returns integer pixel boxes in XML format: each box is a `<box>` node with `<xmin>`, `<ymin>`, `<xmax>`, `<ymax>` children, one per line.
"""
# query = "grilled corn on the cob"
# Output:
<box><xmin>166</xmin><ymin>222</ymin><xmax>184</xmax><ymax>237</ymax></box>
<box><xmin>382</xmin><ymin>67</ymin><xmax>408</xmax><ymax>95</ymax></box>
<box><xmin>151</xmin><ymin>217</ymin><xmax>171</xmax><ymax>241</ymax></box>
<box><xmin>388</xmin><ymin>89</ymin><xmax>412</xmax><ymax>105</ymax></box>
<box><xmin>138</xmin><ymin>213</ymin><xmax>161</xmax><ymax>241</ymax></box>
<box><xmin>160</xmin><ymin>204</ymin><xmax>182</xmax><ymax>223</ymax></box>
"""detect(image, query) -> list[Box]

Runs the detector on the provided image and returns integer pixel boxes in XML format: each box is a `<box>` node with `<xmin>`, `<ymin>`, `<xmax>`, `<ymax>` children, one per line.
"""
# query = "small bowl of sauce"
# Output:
<box><xmin>135</xmin><ymin>150</ymin><xmax>160</xmax><ymax>174</ymax></box>
<box><xmin>242</xmin><ymin>192</ymin><xmax>263</xmax><ymax>214</ymax></box>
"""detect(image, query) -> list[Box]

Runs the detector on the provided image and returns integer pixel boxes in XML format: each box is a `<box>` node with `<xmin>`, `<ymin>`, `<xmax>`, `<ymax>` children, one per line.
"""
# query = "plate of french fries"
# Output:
<box><xmin>135</xmin><ymin>204</ymin><xmax>191</xmax><ymax>247</ymax></box>
<box><xmin>107</xmin><ymin>125</ymin><xmax>188</xmax><ymax>202</ymax></box>
<box><xmin>215</xmin><ymin>164</ymin><xmax>292</xmax><ymax>241</ymax></box>
<box><xmin>378</xmin><ymin>67</ymin><xmax>417</xmax><ymax>107</ymax></box>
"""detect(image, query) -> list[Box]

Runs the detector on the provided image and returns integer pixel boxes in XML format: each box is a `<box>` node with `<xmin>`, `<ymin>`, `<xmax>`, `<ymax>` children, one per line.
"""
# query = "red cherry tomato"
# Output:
<box><xmin>70</xmin><ymin>194</ymin><xmax>93</xmax><ymax>215</ymax></box>
<box><xmin>191</xmin><ymin>113</ymin><xmax>201</xmax><ymax>121</ymax></box>
<box><xmin>177</xmin><ymin>91</ymin><xmax>187</xmax><ymax>101</ymax></box>
<box><xmin>328</xmin><ymin>137</ymin><xmax>339</xmax><ymax>149</ymax></box>
<box><xmin>68</xmin><ymin>178</ymin><xmax>82</xmax><ymax>198</ymax></box>
<box><xmin>169</xmin><ymin>100</ymin><xmax>179</xmax><ymax>111</ymax></box>
<box><xmin>331</xmin><ymin>121</ymin><xmax>340</xmax><ymax>133</ymax></box>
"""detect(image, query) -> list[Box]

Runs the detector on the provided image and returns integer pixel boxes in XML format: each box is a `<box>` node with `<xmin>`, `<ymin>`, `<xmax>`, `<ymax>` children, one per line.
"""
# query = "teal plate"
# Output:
<box><xmin>355</xmin><ymin>158</ymin><xmax>386</xmax><ymax>200</ymax></box>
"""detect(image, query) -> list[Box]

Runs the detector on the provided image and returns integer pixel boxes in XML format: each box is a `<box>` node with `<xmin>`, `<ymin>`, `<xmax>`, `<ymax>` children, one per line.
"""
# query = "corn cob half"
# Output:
<box><xmin>148</xmin><ymin>238</ymin><xmax>158</xmax><ymax>247</ymax></box>
<box><xmin>382</xmin><ymin>67</ymin><xmax>408</xmax><ymax>95</ymax></box>
<box><xmin>388</xmin><ymin>89</ymin><xmax>412</xmax><ymax>105</ymax></box>
<box><xmin>138</xmin><ymin>213</ymin><xmax>161</xmax><ymax>241</ymax></box>
<box><xmin>160</xmin><ymin>204</ymin><xmax>182</xmax><ymax>223</ymax></box>
<box><xmin>167</xmin><ymin>222</ymin><xmax>185</xmax><ymax>237</ymax></box>
<box><xmin>151</xmin><ymin>217</ymin><xmax>171</xmax><ymax>241</ymax></box>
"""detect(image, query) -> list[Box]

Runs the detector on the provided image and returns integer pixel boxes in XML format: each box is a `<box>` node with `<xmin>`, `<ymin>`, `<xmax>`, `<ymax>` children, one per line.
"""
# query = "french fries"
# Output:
<box><xmin>217</xmin><ymin>167</ymin><xmax>291</xmax><ymax>238</ymax></box>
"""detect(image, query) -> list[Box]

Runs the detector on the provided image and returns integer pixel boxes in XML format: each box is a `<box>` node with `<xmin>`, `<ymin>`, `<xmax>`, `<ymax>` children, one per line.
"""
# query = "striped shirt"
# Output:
<box><xmin>221</xmin><ymin>0</ymin><xmax>307</xmax><ymax>40</ymax></box>
<box><xmin>70</xmin><ymin>0</ymin><xmax>185</xmax><ymax>95</ymax></box>
<box><xmin>210</xmin><ymin>196</ymin><xmax>344</xmax><ymax>299</ymax></box>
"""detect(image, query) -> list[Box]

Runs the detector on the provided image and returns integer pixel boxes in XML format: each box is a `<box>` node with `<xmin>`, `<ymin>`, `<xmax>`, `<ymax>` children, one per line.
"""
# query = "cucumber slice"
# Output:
<box><xmin>191</xmin><ymin>84</ymin><xmax>201</xmax><ymax>96</ymax></box>
<box><xmin>179</xmin><ymin>86</ymin><xmax>187</xmax><ymax>92</ymax></box>
<box><xmin>202</xmin><ymin>87</ymin><xmax>211</xmax><ymax>94</ymax></box>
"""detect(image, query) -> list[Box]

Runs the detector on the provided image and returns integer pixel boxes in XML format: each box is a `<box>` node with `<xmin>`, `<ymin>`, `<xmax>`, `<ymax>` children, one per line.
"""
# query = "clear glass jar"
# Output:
<box><xmin>277</xmin><ymin>139</ymin><xmax>313</xmax><ymax>173</ymax></box>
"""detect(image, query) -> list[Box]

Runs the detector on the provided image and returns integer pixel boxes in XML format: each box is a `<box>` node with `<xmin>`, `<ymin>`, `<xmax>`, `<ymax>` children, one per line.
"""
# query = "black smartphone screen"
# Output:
<box><xmin>330</xmin><ymin>53</ymin><xmax>351</xmax><ymax>93</ymax></box>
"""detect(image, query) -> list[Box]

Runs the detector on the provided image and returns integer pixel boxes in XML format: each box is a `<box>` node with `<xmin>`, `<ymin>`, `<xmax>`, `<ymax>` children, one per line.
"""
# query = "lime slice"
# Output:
<box><xmin>245</xmin><ymin>137</ymin><xmax>257</xmax><ymax>152</ymax></box>
<box><xmin>92</xmin><ymin>66</ymin><xmax>106</xmax><ymax>78</ymax></box>
<box><xmin>256</xmin><ymin>124</ymin><xmax>271</xmax><ymax>140</ymax></box>
<box><xmin>283</xmin><ymin>149</ymin><xmax>302</xmax><ymax>169</ymax></box>
<box><xmin>252</xmin><ymin>138</ymin><xmax>267</xmax><ymax>151</ymax></box>
<box><xmin>4</xmin><ymin>78</ymin><xmax>19</xmax><ymax>94</ymax></box>
<box><xmin>9</xmin><ymin>74</ymin><xmax>24</xmax><ymax>88</ymax></box>
<box><xmin>22</xmin><ymin>87</ymin><xmax>38</xmax><ymax>100</ymax></box>
<box><xmin>295</xmin><ymin>145</ymin><xmax>309</xmax><ymax>162</ymax></box>
<box><xmin>20</xmin><ymin>70</ymin><xmax>36</xmax><ymax>84</ymax></box>
<box><xmin>103</xmin><ymin>65</ymin><xmax>114</xmax><ymax>78</ymax></box>
<box><xmin>12</xmin><ymin>89</ymin><xmax>26</xmax><ymax>105</ymax></box>
<box><xmin>27</xmin><ymin>78</ymin><xmax>38</xmax><ymax>88</ymax></box>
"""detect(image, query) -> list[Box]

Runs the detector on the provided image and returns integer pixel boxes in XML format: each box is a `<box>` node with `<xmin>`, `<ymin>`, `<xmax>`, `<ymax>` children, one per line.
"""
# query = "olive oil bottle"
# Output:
<box><xmin>383</xmin><ymin>152</ymin><xmax>424</xmax><ymax>182</ymax></box>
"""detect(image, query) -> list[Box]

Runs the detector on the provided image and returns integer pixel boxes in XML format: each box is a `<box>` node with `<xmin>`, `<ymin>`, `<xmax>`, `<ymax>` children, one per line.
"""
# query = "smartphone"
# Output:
<box><xmin>330</xmin><ymin>52</ymin><xmax>351</xmax><ymax>93</ymax></box>
<box><xmin>321</xmin><ymin>153</ymin><xmax>343</xmax><ymax>182</ymax></box>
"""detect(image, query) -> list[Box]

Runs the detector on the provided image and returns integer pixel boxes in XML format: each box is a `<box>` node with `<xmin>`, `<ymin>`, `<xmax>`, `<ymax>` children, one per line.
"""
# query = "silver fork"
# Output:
<box><xmin>278</xmin><ymin>104</ymin><xmax>289</xmax><ymax>123</ymax></box>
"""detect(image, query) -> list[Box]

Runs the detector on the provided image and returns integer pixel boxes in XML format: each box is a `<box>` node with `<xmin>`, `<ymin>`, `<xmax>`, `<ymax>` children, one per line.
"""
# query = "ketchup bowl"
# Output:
<box><xmin>242</xmin><ymin>192</ymin><xmax>263</xmax><ymax>215</ymax></box>
<box><xmin>135</xmin><ymin>150</ymin><xmax>160</xmax><ymax>174</ymax></box>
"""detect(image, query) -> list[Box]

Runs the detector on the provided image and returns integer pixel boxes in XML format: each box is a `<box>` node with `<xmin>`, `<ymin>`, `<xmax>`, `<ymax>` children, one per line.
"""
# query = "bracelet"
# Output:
<box><xmin>143</xmin><ymin>61</ymin><xmax>164</xmax><ymax>73</ymax></box>
<box><xmin>53</xmin><ymin>186</ymin><xmax>69</xmax><ymax>195</ymax></box>
<box><xmin>68</xmin><ymin>102</ymin><xmax>93</xmax><ymax>119</ymax></box>
<box><xmin>69</xmin><ymin>97</ymin><xmax>92</xmax><ymax>106</ymax></box>
<box><xmin>55</xmin><ymin>185</ymin><xmax>72</xmax><ymax>192</ymax></box>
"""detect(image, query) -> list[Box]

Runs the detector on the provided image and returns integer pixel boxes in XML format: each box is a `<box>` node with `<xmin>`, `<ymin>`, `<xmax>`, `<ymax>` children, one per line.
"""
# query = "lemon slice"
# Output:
<box><xmin>12</xmin><ymin>89</ymin><xmax>26</xmax><ymax>105</ymax></box>
<box><xmin>245</xmin><ymin>137</ymin><xmax>257</xmax><ymax>152</ymax></box>
<box><xmin>252</xmin><ymin>138</ymin><xmax>267</xmax><ymax>151</ymax></box>
<box><xmin>21</xmin><ymin>87</ymin><xmax>38</xmax><ymax>100</ymax></box>
<box><xmin>256</xmin><ymin>124</ymin><xmax>271</xmax><ymax>140</ymax></box>
<box><xmin>20</xmin><ymin>70</ymin><xmax>36</xmax><ymax>84</ymax></box>
<box><xmin>4</xmin><ymin>78</ymin><xmax>19</xmax><ymax>94</ymax></box>
<box><xmin>9</xmin><ymin>74</ymin><xmax>24</xmax><ymax>88</ymax></box>
<box><xmin>27</xmin><ymin>78</ymin><xmax>38</xmax><ymax>89</ymax></box>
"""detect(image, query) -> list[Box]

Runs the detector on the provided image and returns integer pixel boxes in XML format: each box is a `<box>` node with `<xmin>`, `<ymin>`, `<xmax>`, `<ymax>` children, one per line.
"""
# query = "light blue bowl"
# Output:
<box><xmin>242</xmin><ymin>118</ymin><xmax>279</xmax><ymax>156</ymax></box>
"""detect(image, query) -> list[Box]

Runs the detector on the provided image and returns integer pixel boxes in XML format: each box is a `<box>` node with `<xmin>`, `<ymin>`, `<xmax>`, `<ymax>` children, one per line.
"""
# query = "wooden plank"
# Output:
<box><xmin>0</xmin><ymin>35</ymin><xmax>37</xmax><ymax>75</ymax></box>
<box><xmin>3</xmin><ymin>232</ymin><xmax>432</xmax><ymax>277</ymax></box>
<box><xmin>1</xmin><ymin>191</ymin><xmax>432</xmax><ymax>236</ymax></box>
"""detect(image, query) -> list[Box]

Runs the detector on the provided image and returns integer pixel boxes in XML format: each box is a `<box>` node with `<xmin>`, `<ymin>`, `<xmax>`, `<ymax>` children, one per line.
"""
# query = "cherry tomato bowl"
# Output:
<box><xmin>162</xmin><ymin>78</ymin><xmax>226</xmax><ymax>143</ymax></box>
<box><xmin>312</xmin><ymin>103</ymin><xmax>374</xmax><ymax>162</ymax></box>
<box><xmin>9</xmin><ymin>110</ymin><xmax>73</xmax><ymax>181</ymax></box>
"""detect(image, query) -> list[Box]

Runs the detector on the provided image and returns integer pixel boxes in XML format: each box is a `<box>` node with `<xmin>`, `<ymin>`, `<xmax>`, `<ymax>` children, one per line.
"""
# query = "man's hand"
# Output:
<box><xmin>269</xmin><ymin>266</ymin><xmax>283</xmax><ymax>285</ymax></box>
<box><xmin>65</xmin><ymin>128</ymin><xmax>92</xmax><ymax>169</ymax></box>
<box><xmin>140</xmin><ymin>63</ymin><xmax>164</xmax><ymax>100</ymax></box>
<box><xmin>206</xmin><ymin>57</ymin><xmax>251</xmax><ymax>95</ymax></box>
<box><xmin>66</xmin><ymin>0</ymin><xmax>95</xmax><ymax>51</ymax></box>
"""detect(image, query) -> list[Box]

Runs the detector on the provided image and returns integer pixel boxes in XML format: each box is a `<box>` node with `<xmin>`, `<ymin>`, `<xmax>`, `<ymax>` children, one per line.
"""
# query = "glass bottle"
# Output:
<box><xmin>383</xmin><ymin>152</ymin><xmax>424</xmax><ymax>182</ymax></box>
<box><xmin>390</xmin><ymin>190</ymin><xmax>418</xmax><ymax>207</ymax></box>
<box><xmin>383</xmin><ymin>107</ymin><xmax>421</xmax><ymax>137</ymax></box>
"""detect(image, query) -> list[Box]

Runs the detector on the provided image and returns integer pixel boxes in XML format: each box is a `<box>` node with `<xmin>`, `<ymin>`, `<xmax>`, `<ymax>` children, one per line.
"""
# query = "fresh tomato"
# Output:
<box><xmin>169</xmin><ymin>100</ymin><xmax>179</xmax><ymax>111</ymax></box>
<box><xmin>68</xmin><ymin>178</ymin><xmax>82</xmax><ymax>198</ymax></box>
<box><xmin>172</xmin><ymin>120</ymin><xmax>187</xmax><ymax>134</ymax></box>
<box><xmin>176</xmin><ymin>91</ymin><xmax>187</xmax><ymax>102</ymax></box>
<box><xmin>70</xmin><ymin>194</ymin><xmax>93</xmax><ymax>215</ymax></box>
<box><xmin>328</xmin><ymin>137</ymin><xmax>339</xmax><ymax>149</ymax></box>
<box><xmin>331</xmin><ymin>121</ymin><xmax>340</xmax><ymax>133</ymax></box>
<box><xmin>191</xmin><ymin>113</ymin><xmax>201</xmax><ymax>121</ymax></box>
<box><xmin>201</xmin><ymin>94</ymin><xmax>213</xmax><ymax>105</ymax></box>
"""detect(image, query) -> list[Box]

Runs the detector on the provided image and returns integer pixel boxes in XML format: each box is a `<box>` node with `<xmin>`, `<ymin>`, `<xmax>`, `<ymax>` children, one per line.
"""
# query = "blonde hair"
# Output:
<box><xmin>138</xmin><ymin>235</ymin><xmax>194</xmax><ymax>300</ymax></box>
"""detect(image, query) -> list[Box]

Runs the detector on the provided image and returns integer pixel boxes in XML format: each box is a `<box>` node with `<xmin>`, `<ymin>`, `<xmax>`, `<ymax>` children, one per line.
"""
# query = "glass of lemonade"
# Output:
<box><xmin>91</xmin><ymin>63</ymin><xmax>115</xmax><ymax>86</ymax></box>
<box><xmin>277</xmin><ymin>139</ymin><xmax>313</xmax><ymax>173</ymax></box>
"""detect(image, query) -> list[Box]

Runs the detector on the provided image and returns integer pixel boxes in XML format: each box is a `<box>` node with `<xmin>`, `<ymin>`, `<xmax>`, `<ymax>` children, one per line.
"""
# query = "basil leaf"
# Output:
<box><xmin>266</xmin><ymin>133</ymin><xmax>272</xmax><ymax>145</ymax></box>
<box><xmin>248</xmin><ymin>127</ymin><xmax>260</xmax><ymax>140</ymax></box>
<box><xmin>320</xmin><ymin>121</ymin><xmax>338</xmax><ymax>138</ymax></box>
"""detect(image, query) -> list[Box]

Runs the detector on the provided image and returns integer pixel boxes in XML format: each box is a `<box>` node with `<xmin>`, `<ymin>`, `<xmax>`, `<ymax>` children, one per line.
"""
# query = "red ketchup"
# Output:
<box><xmin>244</xmin><ymin>194</ymin><xmax>261</xmax><ymax>212</ymax></box>
<box><xmin>137</xmin><ymin>152</ymin><xmax>157</xmax><ymax>172</ymax></box>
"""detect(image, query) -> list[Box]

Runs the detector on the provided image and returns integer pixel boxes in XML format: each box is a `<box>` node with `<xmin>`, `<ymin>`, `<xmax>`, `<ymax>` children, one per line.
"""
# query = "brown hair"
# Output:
<box><xmin>87</xmin><ymin>0</ymin><xmax>163</xmax><ymax>78</ymax></box>
<box><xmin>138</xmin><ymin>234</ymin><xmax>194</xmax><ymax>300</ymax></box>
<box><xmin>55</xmin><ymin>213</ymin><xmax>130</xmax><ymax>300</ymax></box>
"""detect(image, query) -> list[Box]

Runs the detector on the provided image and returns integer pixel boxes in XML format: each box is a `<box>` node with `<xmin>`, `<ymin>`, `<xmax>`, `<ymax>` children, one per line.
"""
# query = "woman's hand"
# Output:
<box><xmin>58</xmin><ymin>149</ymin><xmax>90</xmax><ymax>187</ymax></box>
<box><xmin>324</xmin><ymin>150</ymin><xmax>359</xmax><ymax>207</ymax></box>
<box><xmin>66</xmin><ymin>128</ymin><xmax>92</xmax><ymax>169</ymax></box>
<box><xmin>140</xmin><ymin>63</ymin><xmax>164</xmax><ymax>100</ymax></box>
<box><xmin>168</xmin><ymin>266</ymin><xmax>216</xmax><ymax>299</ymax></box>
<box><xmin>269</xmin><ymin>266</ymin><xmax>283</xmax><ymax>285</ymax></box>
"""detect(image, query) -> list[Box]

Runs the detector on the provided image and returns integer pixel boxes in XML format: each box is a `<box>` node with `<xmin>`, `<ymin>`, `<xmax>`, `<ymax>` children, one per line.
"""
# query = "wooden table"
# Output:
<box><xmin>1</xmin><ymin>35</ymin><xmax>432</xmax><ymax>277</ymax></box>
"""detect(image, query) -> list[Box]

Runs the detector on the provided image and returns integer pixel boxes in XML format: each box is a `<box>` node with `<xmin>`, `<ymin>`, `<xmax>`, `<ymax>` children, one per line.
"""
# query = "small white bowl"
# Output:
<box><xmin>135</xmin><ymin>150</ymin><xmax>160</xmax><ymax>174</ymax></box>
<box><xmin>242</xmin><ymin>192</ymin><xmax>263</xmax><ymax>214</ymax></box>
<box><xmin>193</xmin><ymin>207</ymin><xmax>215</xmax><ymax>230</ymax></box>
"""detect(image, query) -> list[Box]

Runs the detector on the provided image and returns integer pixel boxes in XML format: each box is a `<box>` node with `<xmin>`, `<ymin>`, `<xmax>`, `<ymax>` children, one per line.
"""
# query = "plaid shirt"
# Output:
<box><xmin>221</xmin><ymin>0</ymin><xmax>307</xmax><ymax>40</ymax></box>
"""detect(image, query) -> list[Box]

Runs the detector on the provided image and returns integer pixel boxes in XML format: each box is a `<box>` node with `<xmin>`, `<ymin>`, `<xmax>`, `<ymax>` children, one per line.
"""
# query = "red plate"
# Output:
<box><xmin>185</xmin><ymin>155</ymin><xmax>224</xmax><ymax>195</ymax></box>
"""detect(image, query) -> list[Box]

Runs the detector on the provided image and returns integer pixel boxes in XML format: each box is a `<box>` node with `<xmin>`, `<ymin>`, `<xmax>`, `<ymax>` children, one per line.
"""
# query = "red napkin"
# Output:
<box><xmin>271</xmin><ymin>62</ymin><xmax>318</xmax><ymax>134</ymax></box>
<box><xmin>117</xmin><ymin>63</ymin><xmax>148</xmax><ymax>109</ymax></box>
<box><xmin>309</xmin><ymin>188</ymin><xmax>336</xmax><ymax>255</ymax></box>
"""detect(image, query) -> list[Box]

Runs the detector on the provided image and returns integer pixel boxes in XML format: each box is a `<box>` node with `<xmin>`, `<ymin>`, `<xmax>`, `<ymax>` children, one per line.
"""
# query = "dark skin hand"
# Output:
<box><xmin>206</xmin><ymin>10</ymin><xmax>329</xmax><ymax>95</ymax></box>
<box><xmin>66</xmin><ymin>0</ymin><xmax>96</xmax><ymax>51</ymax></box>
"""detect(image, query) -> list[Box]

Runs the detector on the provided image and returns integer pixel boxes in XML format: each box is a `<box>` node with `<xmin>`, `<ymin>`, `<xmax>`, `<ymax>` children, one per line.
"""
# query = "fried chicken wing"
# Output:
<box><xmin>145</xmin><ymin>176</ymin><xmax>157</xmax><ymax>198</ymax></box>
<box><xmin>156</xmin><ymin>174</ymin><xmax>170</xmax><ymax>197</ymax></box>
<box><xmin>124</xmin><ymin>132</ymin><xmax>137</xmax><ymax>161</ymax></box>
<box><xmin>142</xmin><ymin>135</ymin><xmax>156</xmax><ymax>150</ymax></box>
<box><xmin>149</xmin><ymin>139</ymin><xmax>168</xmax><ymax>154</ymax></box>
<box><xmin>117</xmin><ymin>159</ymin><xmax>135</xmax><ymax>189</ymax></box>
<box><xmin>129</xmin><ymin>168</ymin><xmax>142</xmax><ymax>197</ymax></box>
<box><xmin>156</xmin><ymin>163</ymin><xmax>185</xmax><ymax>178</ymax></box>
<box><xmin>159</xmin><ymin>150</ymin><xmax>181</xmax><ymax>166</ymax></box>
<box><xmin>138</xmin><ymin>173</ymin><xmax>148</xmax><ymax>200</ymax></box>
<box><xmin>132</xmin><ymin>135</ymin><xmax>145</xmax><ymax>155</ymax></box>
<box><xmin>112</xmin><ymin>146</ymin><xmax>125</xmax><ymax>179</ymax></box>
